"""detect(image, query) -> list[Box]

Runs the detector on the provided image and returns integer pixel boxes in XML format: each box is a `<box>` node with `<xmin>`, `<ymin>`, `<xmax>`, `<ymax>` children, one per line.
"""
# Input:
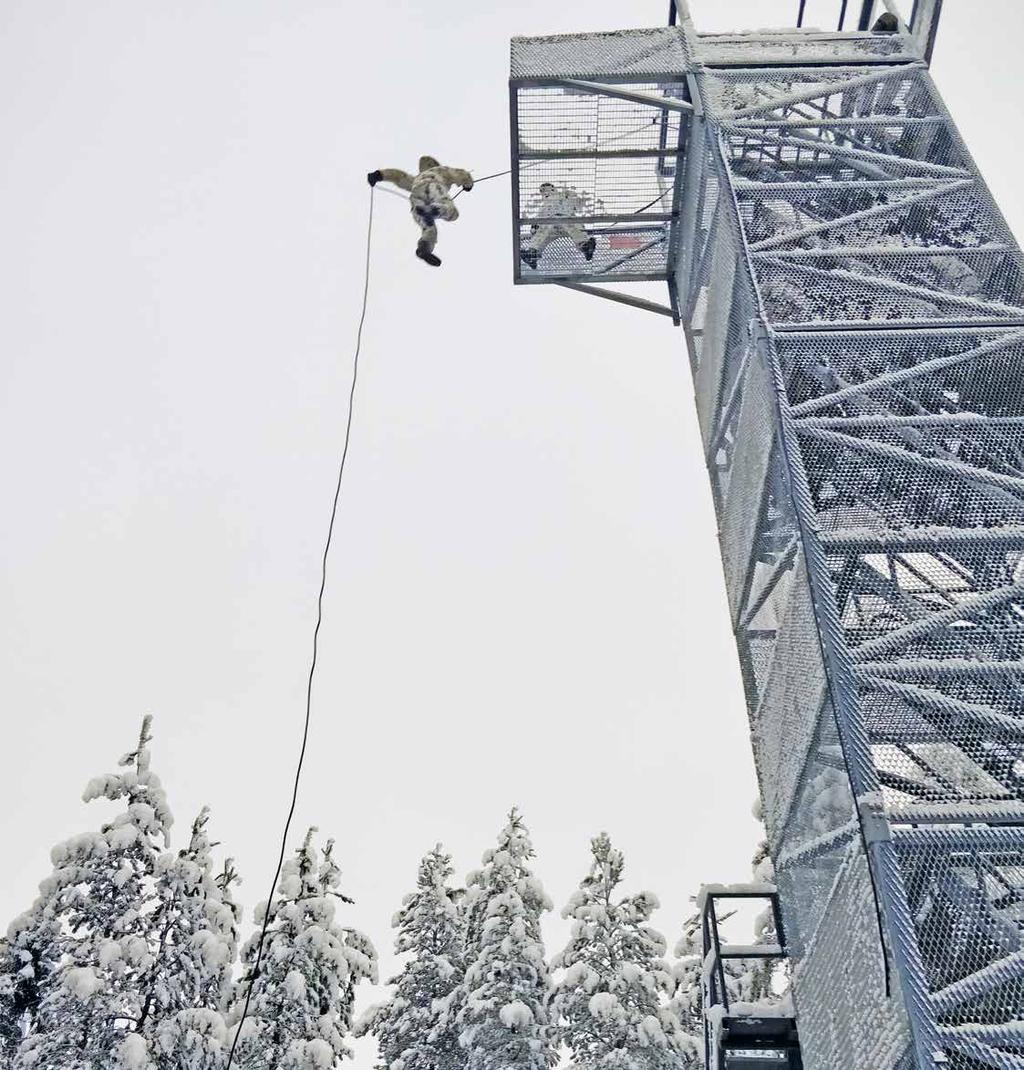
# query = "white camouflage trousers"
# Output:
<box><xmin>410</xmin><ymin>177</ymin><xmax>458</xmax><ymax>252</ymax></box>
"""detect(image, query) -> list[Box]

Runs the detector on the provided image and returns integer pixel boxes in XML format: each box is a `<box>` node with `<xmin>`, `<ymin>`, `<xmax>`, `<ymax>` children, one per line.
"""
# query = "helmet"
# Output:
<box><xmin>419</xmin><ymin>155</ymin><xmax>440</xmax><ymax>172</ymax></box>
<box><xmin>539</xmin><ymin>182</ymin><xmax>556</xmax><ymax>194</ymax></box>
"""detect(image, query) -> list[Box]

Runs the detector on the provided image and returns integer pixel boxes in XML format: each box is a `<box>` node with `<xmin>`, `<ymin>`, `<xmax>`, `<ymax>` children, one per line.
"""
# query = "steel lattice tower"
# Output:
<box><xmin>510</xmin><ymin>3</ymin><xmax>1024</xmax><ymax>1068</ymax></box>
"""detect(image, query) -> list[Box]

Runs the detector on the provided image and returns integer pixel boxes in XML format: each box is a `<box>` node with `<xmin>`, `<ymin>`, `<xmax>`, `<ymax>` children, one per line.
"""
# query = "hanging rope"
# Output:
<box><xmin>224</xmin><ymin>185</ymin><xmax>376</xmax><ymax>1070</ymax></box>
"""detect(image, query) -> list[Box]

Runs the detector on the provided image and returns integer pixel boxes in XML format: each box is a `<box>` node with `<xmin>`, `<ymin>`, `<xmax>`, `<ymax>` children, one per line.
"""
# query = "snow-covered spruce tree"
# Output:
<box><xmin>229</xmin><ymin>828</ymin><xmax>377</xmax><ymax>1070</ymax></box>
<box><xmin>0</xmin><ymin>907</ymin><xmax>62</xmax><ymax>1063</ymax></box>
<box><xmin>14</xmin><ymin>715</ymin><xmax>175</xmax><ymax>1070</ymax></box>
<box><xmin>145</xmin><ymin>813</ymin><xmax>242</xmax><ymax>1070</ymax></box>
<box><xmin>453</xmin><ymin>808</ymin><xmax>556</xmax><ymax>1070</ymax></box>
<box><xmin>669</xmin><ymin>914</ymin><xmax>702</xmax><ymax>1063</ymax></box>
<box><xmin>357</xmin><ymin>844</ymin><xmax>464</xmax><ymax>1070</ymax></box>
<box><xmin>552</xmin><ymin>832</ymin><xmax>694</xmax><ymax>1070</ymax></box>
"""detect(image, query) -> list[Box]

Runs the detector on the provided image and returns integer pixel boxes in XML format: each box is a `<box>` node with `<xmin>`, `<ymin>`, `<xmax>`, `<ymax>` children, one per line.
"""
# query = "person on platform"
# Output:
<box><xmin>367</xmin><ymin>155</ymin><xmax>474</xmax><ymax>267</ymax></box>
<box><xmin>519</xmin><ymin>182</ymin><xmax>597</xmax><ymax>270</ymax></box>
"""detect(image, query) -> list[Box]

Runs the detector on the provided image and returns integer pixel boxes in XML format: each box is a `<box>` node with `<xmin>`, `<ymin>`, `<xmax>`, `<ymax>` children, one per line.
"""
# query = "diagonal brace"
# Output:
<box><xmin>790</xmin><ymin>328</ymin><xmax>1024</xmax><ymax>417</ymax></box>
<box><xmin>555</xmin><ymin>281</ymin><xmax>677</xmax><ymax>320</ymax></box>
<box><xmin>554</xmin><ymin>79</ymin><xmax>694</xmax><ymax>114</ymax></box>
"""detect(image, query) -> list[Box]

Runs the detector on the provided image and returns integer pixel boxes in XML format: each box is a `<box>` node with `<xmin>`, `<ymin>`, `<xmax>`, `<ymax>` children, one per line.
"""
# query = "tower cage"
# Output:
<box><xmin>511</xmin><ymin>2</ymin><xmax>1024</xmax><ymax>1069</ymax></box>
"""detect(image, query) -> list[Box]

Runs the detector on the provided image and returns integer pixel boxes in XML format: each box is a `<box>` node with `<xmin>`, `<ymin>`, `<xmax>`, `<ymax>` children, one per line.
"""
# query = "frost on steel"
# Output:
<box><xmin>509</xmin><ymin>1</ymin><xmax>1024</xmax><ymax>1068</ymax></box>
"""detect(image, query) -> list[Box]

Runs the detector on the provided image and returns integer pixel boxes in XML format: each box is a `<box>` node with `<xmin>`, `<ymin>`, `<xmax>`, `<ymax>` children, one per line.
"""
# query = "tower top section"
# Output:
<box><xmin>508</xmin><ymin>1</ymin><xmax>943</xmax><ymax>315</ymax></box>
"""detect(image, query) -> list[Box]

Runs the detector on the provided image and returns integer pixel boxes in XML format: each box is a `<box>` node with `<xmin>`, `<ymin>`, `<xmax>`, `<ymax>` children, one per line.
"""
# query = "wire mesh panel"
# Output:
<box><xmin>790</xmin><ymin>838</ymin><xmax>914</xmax><ymax>1070</ymax></box>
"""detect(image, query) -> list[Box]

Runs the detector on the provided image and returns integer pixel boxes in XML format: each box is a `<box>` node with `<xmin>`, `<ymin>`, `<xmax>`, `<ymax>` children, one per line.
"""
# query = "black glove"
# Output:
<box><xmin>367</xmin><ymin>170</ymin><xmax>383</xmax><ymax>186</ymax></box>
<box><xmin>462</xmin><ymin>180</ymin><xmax>473</xmax><ymax>192</ymax></box>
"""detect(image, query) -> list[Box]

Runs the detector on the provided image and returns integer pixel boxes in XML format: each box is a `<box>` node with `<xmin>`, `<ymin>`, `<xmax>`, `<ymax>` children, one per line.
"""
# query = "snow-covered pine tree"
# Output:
<box><xmin>357</xmin><ymin>844</ymin><xmax>464</xmax><ymax>1070</ymax></box>
<box><xmin>14</xmin><ymin>715</ymin><xmax>175</xmax><ymax>1070</ymax></box>
<box><xmin>145</xmin><ymin>812</ymin><xmax>242</xmax><ymax>1070</ymax></box>
<box><xmin>552</xmin><ymin>832</ymin><xmax>694</xmax><ymax>1070</ymax></box>
<box><xmin>229</xmin><ymin>828</ymin><xmax>377</xmax><ymax>1070</ymax></box>
<box><xmin>454</xmin><ymin>808</ymin><xmax>556</xmax><ymax>1070</ymax></box>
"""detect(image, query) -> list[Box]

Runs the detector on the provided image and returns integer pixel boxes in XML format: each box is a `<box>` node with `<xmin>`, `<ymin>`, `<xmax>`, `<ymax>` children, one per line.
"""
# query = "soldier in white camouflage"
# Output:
<box><xmin>519</xmin><ymin>182</ymin><xmax>597</xmax><ymax>270</ymax></box>
<box><xmin>368</xmin><ymin>155</ymin><xmax>474</xmax><ymax>267</ymax></box>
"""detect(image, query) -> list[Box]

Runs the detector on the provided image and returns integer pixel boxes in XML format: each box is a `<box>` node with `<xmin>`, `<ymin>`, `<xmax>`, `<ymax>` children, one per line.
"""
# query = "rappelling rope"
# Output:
<box><xmin>224</xmin><ymin>185</ymin><xmax>376</xmax><ymax>1070</ymax></box>
<box><xmin>382</xmin><ymin>118</ymin><xmax>667</xmax><ymax>203</ymax></box>
<box><xmin>226</xmin><ymin>148</ymin><xmax>667</xmax><ymax>1060</ymax></box>
<box><xmin>452</xmin><ymin>168</ymin><xmax>511</xmax><ymax>199</ymax></box>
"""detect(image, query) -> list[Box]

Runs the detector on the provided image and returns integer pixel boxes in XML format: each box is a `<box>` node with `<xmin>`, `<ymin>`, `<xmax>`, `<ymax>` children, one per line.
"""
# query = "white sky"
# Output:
<box><xmin>2</xmin><ymin>1</ymin><xmax>1023</xmax><ymax>1064</ymax></box>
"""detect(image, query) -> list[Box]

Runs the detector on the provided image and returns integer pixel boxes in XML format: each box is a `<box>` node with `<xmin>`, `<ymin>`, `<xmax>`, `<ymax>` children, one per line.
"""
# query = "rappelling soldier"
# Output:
<box><xmin>367</xmin><ymin>155</ymin><xmax>474</xmax><ymax>267</ymax></box>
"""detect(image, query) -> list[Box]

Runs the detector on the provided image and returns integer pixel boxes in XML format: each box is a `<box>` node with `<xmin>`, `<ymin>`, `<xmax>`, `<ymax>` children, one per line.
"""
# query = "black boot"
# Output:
<box><xmin>580</xmin><ymin>237</ymin><xmax>597</xmax><ymax>262</ymax></box>
<box><xmin>520</xmin><ymin>248</ymin><xmax>540</xmax><ymax>270</ymax></box>
<box><xmin>416</xmin><ymin>240</ymin><xmax>442</xmax><ymax>267</ymax></box>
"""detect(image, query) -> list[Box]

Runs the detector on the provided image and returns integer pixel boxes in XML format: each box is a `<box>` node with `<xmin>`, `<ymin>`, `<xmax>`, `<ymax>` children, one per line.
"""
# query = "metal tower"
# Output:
<box><xmin>510</xmin><ymin>3</ymin><xmax>1024</xmax><ymax>1068</ymax></box>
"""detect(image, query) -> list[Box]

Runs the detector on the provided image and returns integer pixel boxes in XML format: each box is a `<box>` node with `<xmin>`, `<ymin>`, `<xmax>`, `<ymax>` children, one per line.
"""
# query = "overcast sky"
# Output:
<box><xmin>2</xmin><ymin>0</ymin><xmax>1023</xmax><ymax>1063</ymax></box>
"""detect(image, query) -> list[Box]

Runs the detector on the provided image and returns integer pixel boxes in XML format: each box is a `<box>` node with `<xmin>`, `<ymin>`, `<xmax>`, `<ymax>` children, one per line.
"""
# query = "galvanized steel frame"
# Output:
<box><xmin>675</xmin><ymin>27</ymin><xmax>1024</xmax><ymax>1069</ymax></box>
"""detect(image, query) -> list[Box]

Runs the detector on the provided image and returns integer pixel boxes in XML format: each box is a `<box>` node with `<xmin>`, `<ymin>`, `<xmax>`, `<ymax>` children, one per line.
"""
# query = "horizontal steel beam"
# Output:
<box><xmin>820</xmin><ymin>526</ymin><xmax>1024</xmax><ymax>552</ymax></box>
<box><xmin>799</xmin><ymin>413</ymin><xmax>1024</xmax><ymax>428</ymax></box>
<box><xmin>758</xmin><ymin>245</ymin><xmax>1014</xmax><ymax>258</ymax></box>
<box><xmin>517</xmin><ymin>270</ymin><xmax>669</xmax><ymax>286</ymax></box>
<box><xmin>859</xmin><ymin>659</ymin><xmax>1024</xmax><ymax>679</ymax></box>
<box><xmin>736</xmin><ymin>177</ymin><xmax>955</xmax><ymax>191</ymax></box>
<box><xmin>520</xmin><ymin>213</ymin><xmax>673</xmax><ymax>225</ymax></box>
<box><xmin>731</xmin><ymin>116</ymin><xmax>947</xmax><ymax>128</ymax></box>
<box><xmin>889</xmin><ymin>801</ymin><xmax>1024</xmax><ymax>825</ymax></box>
<box><xmin>511</xmin><ymin>74</ymin><xmax>689</xmax><ymax>89</ymax></box>
<box><xmin>518</xmin><ymin>147</ymin><xmax>680</xmax><ymax>160</ymax></box>
<box><xmin>894</xmin><ymin>825</ymin><xmax>1024</xmax><ymax>850</ymax></box>
<box><xmin>773</xmin><ymin>318</ymin><xmax>1024</xmax><ymax>332</ymax></box>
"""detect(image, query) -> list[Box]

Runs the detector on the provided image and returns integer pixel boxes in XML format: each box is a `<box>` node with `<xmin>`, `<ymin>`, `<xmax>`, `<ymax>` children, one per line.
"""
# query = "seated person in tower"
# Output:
<box><xmin>367</xmin><ymin>155</ymin><xmax>473</xmax><ymax>267</ymax></box>
<box><xmin>519</xmin><ymin>182</ymin><xmax>597</xmax><ymax>270</ymax></box>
